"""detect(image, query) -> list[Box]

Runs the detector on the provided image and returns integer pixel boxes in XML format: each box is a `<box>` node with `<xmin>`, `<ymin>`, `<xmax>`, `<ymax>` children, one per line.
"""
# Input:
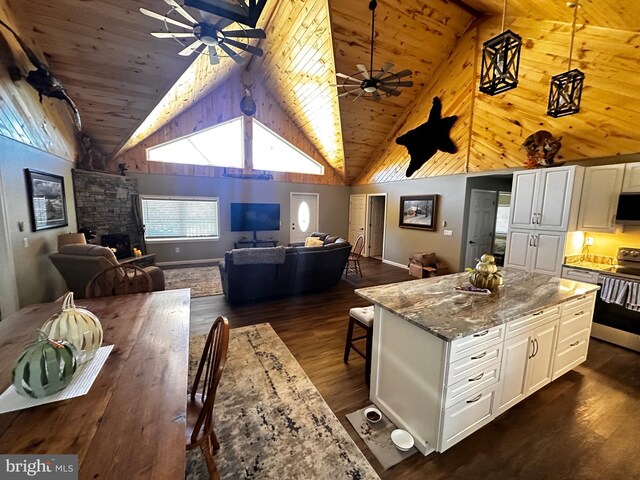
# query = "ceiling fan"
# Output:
<box><xmin>334</xmin><ymin>0</ymin><xmax>413</xmax><ymax>101</ymax></box>
<box><xmin>140</xmin><ymin>0</ymin><xmax>266</xmax><ymax>66</ymax></box>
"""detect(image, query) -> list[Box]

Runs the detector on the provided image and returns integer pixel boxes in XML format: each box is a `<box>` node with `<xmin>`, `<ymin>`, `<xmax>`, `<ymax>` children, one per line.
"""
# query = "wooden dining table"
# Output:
<box><xmin>0</xmin><ymin>289</ymin><xmax>190</xmax><ymax>479</ymax></box>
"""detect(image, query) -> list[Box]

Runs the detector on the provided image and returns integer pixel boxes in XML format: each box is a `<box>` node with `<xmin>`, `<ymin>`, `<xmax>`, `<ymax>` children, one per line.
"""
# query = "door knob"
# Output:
<box><xmin>469</xmin><ymin>241</ymin><xmax>476</xmax><ymax>244</ymax></box>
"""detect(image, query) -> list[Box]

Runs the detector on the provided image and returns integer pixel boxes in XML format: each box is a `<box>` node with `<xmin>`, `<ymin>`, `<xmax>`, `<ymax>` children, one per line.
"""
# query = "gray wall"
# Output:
<box><xmin>131</xmin><ymin>173</ymin><xmax>350</xmax><ymax>263</ymax></box>
<box><xmin>0</xmin><ymin>136</ymin><xmax>77</xmax><ymax>314</ymax></box>
<box><xmin>351</xmin><ymin>174</ymin><xmax>468</xmax><ymax>272</ymax></box>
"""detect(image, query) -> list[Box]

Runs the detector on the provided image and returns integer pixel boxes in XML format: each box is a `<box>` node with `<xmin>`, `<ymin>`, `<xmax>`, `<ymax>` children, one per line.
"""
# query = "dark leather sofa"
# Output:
<box><xmin>218</xmin><ymin>233</ymin><xmax>351</xmax><ymax>304</ymax></box>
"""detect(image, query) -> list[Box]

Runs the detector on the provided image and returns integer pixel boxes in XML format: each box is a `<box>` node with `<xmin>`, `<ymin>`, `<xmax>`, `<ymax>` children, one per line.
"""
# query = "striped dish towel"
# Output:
<box><xmin>600</xmin><ymin>276</ymin><xmax>629</xmax><ymax>306</ymax></box>
<box><xmin>626</xmin><ymin>280</ymin><xmax>640</xmax><ymax>312</ymax></box>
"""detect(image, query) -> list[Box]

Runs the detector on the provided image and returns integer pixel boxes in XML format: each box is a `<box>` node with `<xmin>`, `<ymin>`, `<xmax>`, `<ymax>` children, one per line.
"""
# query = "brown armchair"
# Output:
<box><xmin>49</xmin><ymin>244</ymin><xmax>165</xmax><ymax>299</ymax></box>
<box><xmin>408</xmin><ymin>252</ymin><xmax>449</xmax><ymax>279</ymax></box>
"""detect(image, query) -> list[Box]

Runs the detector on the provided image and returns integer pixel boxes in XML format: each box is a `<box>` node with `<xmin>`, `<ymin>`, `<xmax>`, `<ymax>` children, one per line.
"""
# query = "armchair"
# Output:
<box><xmin>49</xmin><ymin>244</ymin><xmax>165</xmax><ymax>299</ymax></box>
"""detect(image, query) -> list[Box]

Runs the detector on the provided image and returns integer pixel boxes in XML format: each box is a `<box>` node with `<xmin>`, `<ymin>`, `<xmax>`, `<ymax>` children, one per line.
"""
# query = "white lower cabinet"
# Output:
<box><xmin>505</xmin><ymin>229</ymin><xmax>565</xmax><ymax>276</ymax></box>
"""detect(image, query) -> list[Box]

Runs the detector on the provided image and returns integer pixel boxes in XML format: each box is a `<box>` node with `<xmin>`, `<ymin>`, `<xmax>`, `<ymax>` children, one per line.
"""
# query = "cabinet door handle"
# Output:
<box><xmin>531</xmin><ymin>213</ymin><xmax>537</xmax><ymax>225</ymax></box>
<box><xmin>577</xmin><ymin>295</ymin><xmax>586</xmax><ymax>300</ymax></box>
<box><xmin>537</xmin><ymin>213</ymin><xmax>542</xmax><ymax>225</ymax></box>
<box><xmin>533</xmin><ymin>338</ymin><xmax>539</xmax><ymax>358</ymax></box>
<box><xmin>569</xmin><ymin>340</ymin><xmax>580</xmax><ymax>347</ymax></box>
<box><xmin>471</xmin><ymin>351</ymin><xmax>487</xmax><ymax>360</ymax></box>
<box><xmin>574</xmin><ymin>310</ymin><xmax>585</xmax><ymax>316</ymax></box>
<box><xmin>611</xmin><ymin>214</ymin><xmax>615</xmax><ymax>228</ymax></box>
<box><xmin>468</xmin><ymin>372</ymin><xmax>485</xmax><ymax>382</ymax></box>
<box><xmin>533</xmin><ymin>235</ymin><xmax>538</xmax><ymax>247</ymax></box>
<box><xmin>473</xmin><ymin>330</ymin><xmax>489</xmax><ymax>337</ymax></box>
<box><xmin>529</xmin><ymin>235</ymin><xmax>534</xmax><ymax>247</ymax></box>
<box><xmin>532</xmin><ymin>310</ymin><xmax>544</xmax><ymax>316</ymax></box>
<box><xmin>466</xmin><ymin>394</ymin><xmax>483</xmax><ymax>404</ymax></box>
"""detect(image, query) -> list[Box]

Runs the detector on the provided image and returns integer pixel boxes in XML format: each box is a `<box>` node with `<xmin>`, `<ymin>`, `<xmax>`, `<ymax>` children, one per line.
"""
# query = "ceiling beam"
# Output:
<box><xmin>447</xmin><ymin>0</ymin><xmax>482</xmax><ymax>18</ymax></box>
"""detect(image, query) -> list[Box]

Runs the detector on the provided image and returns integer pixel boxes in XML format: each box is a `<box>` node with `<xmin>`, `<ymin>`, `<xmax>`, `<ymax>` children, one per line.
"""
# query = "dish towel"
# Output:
<box><xmin>626</xmin><ymin>280</ymin><xmax>640</xmax><ymax>312</ymax></box>
<box><xmin>600</xmin><ymin>277</ymin><xmax>629</xmax><ymax>306</ymax></box>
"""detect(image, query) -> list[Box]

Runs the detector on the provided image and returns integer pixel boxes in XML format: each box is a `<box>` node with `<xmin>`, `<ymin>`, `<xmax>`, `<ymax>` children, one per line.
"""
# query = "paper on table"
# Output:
<box><xmin>0</xmin><ymin>345</ymin><xmax>113</xmax><ymax>414</ymax></box>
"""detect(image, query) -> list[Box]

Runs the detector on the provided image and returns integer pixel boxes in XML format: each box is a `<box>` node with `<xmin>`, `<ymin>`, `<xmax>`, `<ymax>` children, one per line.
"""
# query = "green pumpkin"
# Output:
<box><xmin>469</xmin><ymin>272</ymin><xmax>502</xmax><ymax>290</ymax></box>
<box><xmin>475</xmin><ymin>261</ymin><xmax>498</xmax><ymax>274</ymax></box>
<box><xmin>12</xmin><ymin>331</ymin><xmax>78</xmax><ymax>398</ymax></box>
<box><xmin>480</xmin><ymin>254</ymin><xmax>496</xmax><ymax>263</ymax></box>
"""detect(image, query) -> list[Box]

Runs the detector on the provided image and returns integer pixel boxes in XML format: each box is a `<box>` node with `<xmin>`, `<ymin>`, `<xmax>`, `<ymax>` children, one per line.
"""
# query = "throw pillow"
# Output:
<box><xmin>305</xmin><ymin>237</ymin><xmax>325</xmax><ymax>247</ymax></box>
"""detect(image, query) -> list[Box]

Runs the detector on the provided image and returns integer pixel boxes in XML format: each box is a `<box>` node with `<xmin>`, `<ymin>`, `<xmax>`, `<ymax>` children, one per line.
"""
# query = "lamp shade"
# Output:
<box><xmin>57</xmin><ymin>233</ymin><xmax>87</xmax><ymax>250</ymax></box>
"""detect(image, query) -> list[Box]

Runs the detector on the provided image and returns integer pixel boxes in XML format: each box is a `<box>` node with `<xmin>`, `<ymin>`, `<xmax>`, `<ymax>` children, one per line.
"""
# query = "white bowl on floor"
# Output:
<box><xmin>363</xmin><ymin>407</ymin><xmax>382</xmax><ymax>424</ymax></box>
<box><xmin>391</xmin><ymin>429</ymin><xmax>414</xmax><ymax>451</ymax></box>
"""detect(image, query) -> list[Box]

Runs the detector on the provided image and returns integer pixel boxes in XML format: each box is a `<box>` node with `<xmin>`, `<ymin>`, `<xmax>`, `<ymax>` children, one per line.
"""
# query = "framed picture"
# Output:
<box><xmin>399</xmin><ymin>195</ymin><xmax>437</xmax><ymax>231</ymax></box>
<box><xmin>25</xmin><ymin>169</ymin><xmax>68</xmax><ymax>231</ymax></box>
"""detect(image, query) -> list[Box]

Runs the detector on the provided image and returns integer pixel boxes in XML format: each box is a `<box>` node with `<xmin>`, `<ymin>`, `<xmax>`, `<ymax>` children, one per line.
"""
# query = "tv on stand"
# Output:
<box><xmin>230</xmin><ymin>203</ymin><xmax>280</xmax><ymax>246</ymax></box>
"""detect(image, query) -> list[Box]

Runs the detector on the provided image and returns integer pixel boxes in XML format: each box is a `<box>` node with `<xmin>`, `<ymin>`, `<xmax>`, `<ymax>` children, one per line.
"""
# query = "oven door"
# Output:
<box><xmin>592</xmin><ymin>275</ymin><xmax>640</xmax><ymax>351</ymax></box>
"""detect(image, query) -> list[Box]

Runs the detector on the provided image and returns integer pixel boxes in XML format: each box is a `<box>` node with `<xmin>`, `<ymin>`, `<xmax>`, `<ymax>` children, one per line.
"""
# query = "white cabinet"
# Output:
<box><xmin>509</xmin><ymin>166</ymin><xmax>582</xmax><ymax>232</ymax></box>
<box><xmin>561</xmin><ymin>267</ymin><xmax>599</xmax><ymax>284</ymax></box>
<box><xmin>505</xmin><ymin>229</ymin><xmax>565</xmax><ymax>276</ymax></box>
<box><xmin>622</xmin><ymin>162</ymin><xmax>640</xmax><ymax>192</ymax></box>
<box><xmin>577</xmin><ymin>164</ymin><xmax>624</xmax><ymax>232</ymax></box>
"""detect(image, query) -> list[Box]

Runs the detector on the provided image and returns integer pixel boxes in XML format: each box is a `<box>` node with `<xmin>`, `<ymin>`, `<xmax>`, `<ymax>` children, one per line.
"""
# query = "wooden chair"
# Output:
<box><xmin>84</xmin><ymin>264</ymin><xmax>152</xmax><ymax>298</ymax></box>
<box><xmin>344</xmin><ymin>235</ymin><xmax>365</xmax><ymax>277</ymax></box>
<box><xmin>187</xmin><ymin>316</ymin><xmax>230</xmax><ymax>480</ymax></box>
<box><xmin>344</xmin><ymin>306</ymin><xmax>374</xmax><ymax>385</ymax></box>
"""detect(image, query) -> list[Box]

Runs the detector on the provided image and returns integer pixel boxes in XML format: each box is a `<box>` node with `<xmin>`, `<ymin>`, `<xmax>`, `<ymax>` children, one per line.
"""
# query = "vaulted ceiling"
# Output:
<box><xmin>5</xmin><ymin>0</ymin><xmax>640</xmax><ymax>184</ymax></box>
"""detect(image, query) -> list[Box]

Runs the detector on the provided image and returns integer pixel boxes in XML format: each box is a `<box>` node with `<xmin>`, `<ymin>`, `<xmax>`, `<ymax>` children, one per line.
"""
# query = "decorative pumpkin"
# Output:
<box><xmin>12</xmin><ymin>331</ymin><xmax>78</xmax><ymax>398</ymax></box>
<box><xmin>467</xmin><ymin>254</ymin><xmax>503</xmax><ymax>291</ymax></box>
<box><xmin>41</xmin><ymin>292</ymin><xmax>103</xmax><ymax>364</ymax></box>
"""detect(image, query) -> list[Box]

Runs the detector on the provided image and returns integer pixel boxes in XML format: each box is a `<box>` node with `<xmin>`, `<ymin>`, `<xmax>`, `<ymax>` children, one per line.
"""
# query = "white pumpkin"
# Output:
<box><xmin>41</xmin><ymin>292</ymin><xmax>103</xmax><ymax>364</ymax></box>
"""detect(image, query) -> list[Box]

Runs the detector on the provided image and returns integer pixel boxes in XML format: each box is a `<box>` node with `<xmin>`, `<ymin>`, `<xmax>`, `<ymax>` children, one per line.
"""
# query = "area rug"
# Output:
<box><xmin>346</xmin><ymin>406</ymin><xmax>418</xmax><ymax>470</ymax></box>
<box><xmin>163</xmin><ymin>266</ymin><xmax>222</xmax><ymax>298</ymax></box>
<box><xmin>186</xmin><ymin>323</ymin><xmax>380</xmax><ymax>480</ymax></box>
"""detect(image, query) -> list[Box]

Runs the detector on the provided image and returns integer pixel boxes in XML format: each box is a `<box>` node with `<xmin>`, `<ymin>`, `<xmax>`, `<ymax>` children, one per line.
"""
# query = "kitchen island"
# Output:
<box><xmin>355</xmin><ymin>269</ymin><xmax>599</xmax><ymax>455</ymax></box>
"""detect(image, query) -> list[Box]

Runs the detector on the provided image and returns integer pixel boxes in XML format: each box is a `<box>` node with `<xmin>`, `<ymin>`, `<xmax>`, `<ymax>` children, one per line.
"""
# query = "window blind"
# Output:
<box><xmin>141</xmin><ymin>197</ymin><xmax>219</xmax><ymax>240</ymax></box>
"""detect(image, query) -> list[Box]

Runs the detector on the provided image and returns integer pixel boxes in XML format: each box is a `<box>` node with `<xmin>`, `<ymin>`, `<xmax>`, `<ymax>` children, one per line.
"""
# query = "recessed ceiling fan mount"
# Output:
<box><xmin>140</xmin><ymin>0</ymin><xmax>266</xmax><ymax>66</ymax></box>
<box><xmin>334</xmin><ymin>0</ymin><xmax>413</xmax><ymax>101</ymax></box>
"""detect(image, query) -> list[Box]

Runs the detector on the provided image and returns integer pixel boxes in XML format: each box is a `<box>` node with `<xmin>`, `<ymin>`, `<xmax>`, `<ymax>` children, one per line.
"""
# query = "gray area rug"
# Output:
<box><xmin>163</xmin><ymin>266</ymin><xmax>222</xmax><ymax>298</ymax></box>
<box><xmin>186</xmin><ymin>323</ymin><xmax>380</xmax><ymax>480</ymax></box>
<box><xmin>346</xmin><ymin>406</ymin><xmax>417</xmax><ymax>470</ymax></box>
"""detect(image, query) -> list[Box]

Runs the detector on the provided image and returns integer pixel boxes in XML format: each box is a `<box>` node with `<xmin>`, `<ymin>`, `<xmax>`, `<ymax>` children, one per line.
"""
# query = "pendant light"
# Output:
<box><xmin>547</xmin><ymin>1</ymin><xmax>585</xmax><ymax>117</ymax></box>
<box><xmin>479</xmin><ymin>0</ymin><xmax>522</xmax><ymax>95</ymax></box>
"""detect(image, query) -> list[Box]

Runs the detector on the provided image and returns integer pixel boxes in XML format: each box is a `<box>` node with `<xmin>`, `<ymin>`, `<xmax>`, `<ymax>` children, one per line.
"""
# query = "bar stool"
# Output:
<box><xmin>343</xmin><ymin>305</ymin><xmax>374</xmax><ymax>385</ymax></box>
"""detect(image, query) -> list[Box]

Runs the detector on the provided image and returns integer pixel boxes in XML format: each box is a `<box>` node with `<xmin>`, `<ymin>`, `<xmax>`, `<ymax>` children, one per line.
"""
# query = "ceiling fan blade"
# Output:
<box><xmin>353</xmin><ymin>89</ymin><xmax>366</xmax><ymax>102</ymax></box>
<box><xmin>178</xmin><ymin>40</ymin><xmax>203</xmax><ymax>56</ymax></box>
<box><xmin>163</xmin><ymin>0</ymin><xmax>198</xmax><ymax>24</ymax></box>
<box><xmin>151</xmin><ymin>32</ymin><xmax>194</xmax><ymax>38</ymax></box>
<box><xmin>222</xmin><ymin>29</ymin><xmax>266</xmax><ymax>39</ymax></box>
<box><xmin>372</xmin><ymin>91</ymin><xmax>382</xmax><ymax>101</ymax></box>
<box><xmin>336</xmin><ymin>72</ymin><xmax>355</xmax><ymax>80</ymax></box>
<box><xmin>393</xmin><ymin>69</ymin><xmax>413</xmax><ymax>79</ymax></box>
<box><xmin>218</xmin><ymin>41</ymin><xmax>246</xmax><ymax>65</ymax></box>
<box><xmin>223</xmin><ymin>38</ymin><xmax>263</xmax><ymax>57</ymax></box>
<box><xmin>215</xmin><ymin>17</ymin><xmax>235</xmax><ymax>30</ymax></box>
<box><xmin>208</xmin><ymin>46</ymin><xmax>220</xmax><ymax>65</ymax></box>
<box><xmin>140</xmin><ymin>8</ymin><xmax>193</xmax><ymax>29</ymax></box>
<box><xmin>374</xmin><ymin>61</ymin><xmax>395</xmax><ymax>78</ymax></box>
<box><xmin>379</xmin><ymin>85</ymin><xmax>401</xmax><ymax>97</ymax></box>
<box><xmin>338</xmin><ymin>91</ymin><xmax>351</xmax><ymax>97</ymax></box>
<box><xmin>356</xmin><ymin>64</ymin><xmax>370</xmax><ymax>80</ymax></box>
<box><xmin>380</xmin><ymin>78</ymin><xmax>414</xmax><ymax>87</ymax></box>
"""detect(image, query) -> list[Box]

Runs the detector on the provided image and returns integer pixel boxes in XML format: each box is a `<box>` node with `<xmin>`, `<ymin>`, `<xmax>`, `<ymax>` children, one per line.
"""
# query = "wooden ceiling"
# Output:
<box><xmin>4</xmin><ymin>0</ymin><xmax>640</xmax><ymax>183</ymax></box>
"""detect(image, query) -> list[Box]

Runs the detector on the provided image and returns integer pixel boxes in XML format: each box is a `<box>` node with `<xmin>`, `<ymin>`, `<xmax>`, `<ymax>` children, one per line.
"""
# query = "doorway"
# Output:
<box><xmin>0</xmin><ymin>166</ymin><xmax>19</xmax><ymax>319</ymax></box>
<box><xmin>290</xmin><ymin>193</ymin><xmax>319</xmax><ymax>244</ymax></box>
<box><xmin>464</xmin><ymin>189</ymin><xmax>498</xmax><ymax>269</ymax></box>
<box><xmin>366</xmin><ymin>194</ymin><xmax>386</xmax><ymax>260</ymax></box>
<box><xmin>348</xmin><ymin>194</ymin><xmax>366</xmax><ymax>246</ymax></box>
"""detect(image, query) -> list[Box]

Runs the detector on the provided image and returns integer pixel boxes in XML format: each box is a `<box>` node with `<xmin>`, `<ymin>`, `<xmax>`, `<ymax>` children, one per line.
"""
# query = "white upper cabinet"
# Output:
<box><xmin>509</xmin><ymin>166</ymin><xmax>582</xmax><ymax>232</ymax></box>
<box><xmin>505</xmin><ymin>229</ymin><xmax>565</xmax><ymax>276</ymax></box>
<box><xmin>577</xmin><ymin>164</ymin><xmax>624</xmax><ymax>232</ymax></box>
<box><xmin>622</xmin><ymin>162</ymin><xmax>640</xmax><ymax>192</ymax></box>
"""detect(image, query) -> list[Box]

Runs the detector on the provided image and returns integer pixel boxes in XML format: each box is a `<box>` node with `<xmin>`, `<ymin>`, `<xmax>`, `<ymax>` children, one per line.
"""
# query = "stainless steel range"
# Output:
<box><xmin>593</xmin><ymin>246</ymin><xmax>640</xmax><ymax>352</ymax></box>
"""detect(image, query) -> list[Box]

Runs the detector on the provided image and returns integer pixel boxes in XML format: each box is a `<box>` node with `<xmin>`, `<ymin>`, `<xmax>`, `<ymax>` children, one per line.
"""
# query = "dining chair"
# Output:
<box><xmin>344</xmin><ymin>235</ymin><xmax>365</xmax><ymax>277</ymax></box>
<box><xmin>85</xmin><ymin>264</ymin><xmax>153</xmax><ymax>298</ymax></box>
<box><xmin>187</xmin><ymin>316</ymin><xmax>230</xmax><ymax>480</ymax></box>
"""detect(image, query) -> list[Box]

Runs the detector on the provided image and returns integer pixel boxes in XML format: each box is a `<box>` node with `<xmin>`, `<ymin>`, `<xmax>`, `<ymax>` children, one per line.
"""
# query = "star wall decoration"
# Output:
<box><xmin>396</xmin><ymin>97</ymin><xmax>458</xmax><ymax>177</ymax></box>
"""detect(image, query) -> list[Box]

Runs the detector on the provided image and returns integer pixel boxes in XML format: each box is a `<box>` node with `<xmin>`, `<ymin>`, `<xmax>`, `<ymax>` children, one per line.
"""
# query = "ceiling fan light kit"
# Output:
<box><xmin>334</xmin><ymin>0</ymin><xmax>413</xmax><ymax>101</ymax></box>
<box><xmin>183</xmin><ymin>0</ymin><xmax>267</xmax><ymax>28</ymax></box>
<box><xmin>547</xmin><ymin>1</ymin><xmax>584</xmax><ymax>117</ymax></box>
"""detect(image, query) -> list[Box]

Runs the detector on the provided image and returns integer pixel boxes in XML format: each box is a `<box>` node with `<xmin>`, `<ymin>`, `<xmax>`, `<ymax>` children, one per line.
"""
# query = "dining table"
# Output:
<box><xmin>0</xmin><ymin>289</ymin><xmax>191</xmax><ymax>479</ymax></box>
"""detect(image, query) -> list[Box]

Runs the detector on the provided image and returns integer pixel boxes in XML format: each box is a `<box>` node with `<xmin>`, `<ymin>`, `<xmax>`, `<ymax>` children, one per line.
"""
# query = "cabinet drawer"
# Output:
<box><xmin>561</xmin><ymin>293</ymin><xmax>595</xmax><ymax>317</ymax></box>
<box><xmin>505</xmin><ymin>307</ymin><xmax>560</xmax><ymax>339</ymax></box>
<box><xmin>446</xmin><ymin>343</ymin><xmax>503</xmax><ymax>386</ymax></box>
<box><xmin>552</xmin><ymin>330</ymin><xmax>590</xmax><ymax>380</ymax></box>
<box><xmin>444</xmin><ymin>362</ymin><xmax>500</xmax><ymax>409</ymax></box>
<box><xmin>561</xmin><ymin>267</ymin><xmax>599</xmax><ymax>284</ymax></box>
<box><xmin>449</xmin><ymin>325</ymin><xmax>504</xmax><ymax>363</ymax></box>
<box><xmin>440</xmin><ymin>384</ymin><xmax>498</xmax><ymax>452</ymax></box>
<box><xmin>558</xmin><ymin>309</ymin><xmax>592</xmax><ymax>343</ymax></box>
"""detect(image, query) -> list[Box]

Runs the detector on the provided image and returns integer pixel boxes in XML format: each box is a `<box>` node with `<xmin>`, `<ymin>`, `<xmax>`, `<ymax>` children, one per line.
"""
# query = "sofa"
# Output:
<box><xmin>49</xmin><ymin>244</ymin><xmax>165</xmax><ymax>299</ymax></box>
<box><xmin>218</xmin><ymin>234</ymin><xmax>351</xmax><ymax>304</ymax></box>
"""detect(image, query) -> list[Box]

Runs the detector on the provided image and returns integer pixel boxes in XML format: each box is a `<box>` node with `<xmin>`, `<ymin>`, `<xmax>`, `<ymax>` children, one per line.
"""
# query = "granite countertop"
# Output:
<box><xmin>355</xmin><ymin>269</ymin><xmax>599</xmax><ymax>342</ymax></box>
<box><xmin>563</xmin><ymin>261</ymin><xmax>617</xmax><ymax>273</ymax></box>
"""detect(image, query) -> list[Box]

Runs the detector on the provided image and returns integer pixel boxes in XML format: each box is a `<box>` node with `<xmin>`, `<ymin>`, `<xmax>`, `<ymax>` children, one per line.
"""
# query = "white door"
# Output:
<box><xmin>505</xmin><ymin>230</ymin><xmax>533</xmax><ymax>271</ymax></box>
<box><xmin>537</xmin><ymin>167</ymin><xmax>574</xmax><ymax>231</ymax></box>
<box><xmin>509</xmin><ymin>171</ymin><xmax>538</xmax><ymax>229</ymax></box>
<box><xmin>577</xmin><ymin>165</ymin><xmax>624</xmax><ymax>232</ymax></box>
<box><xmin>0</xmin><ymin>166</ymin><xmax>19</xmax><ymax>318</ymax></box>
<box><xmin>530</xmin><ymin>232</ymin><xmax>565</xmax><ymax>276</ymax></box>
<box><xmin>497</xmin><ymin>332</ymin><xmax>531</xmax><ymax>414</ymax></box>
<box><xmin>525</xmin><ymin>322</ymin><xmax>558</xmax><ymax>396</ymax></box>
<box><xmin>464</xmin><ymin>190</ymin><xmax>497</xmax><ymax>268</ymax></box>
<box><xmin>348</xmin><ymin>194</ymin><xmax>366</xmax><ymax>246</ymax></box>
<box><xmin>290</xmin><ymin>193</ymin><xmax>319</xmax><ymax>244</ymax></box>
<box><xmin>367</xmin><ymin>195</ymin><xmax>385</xmax><ymax>258</ymax></box>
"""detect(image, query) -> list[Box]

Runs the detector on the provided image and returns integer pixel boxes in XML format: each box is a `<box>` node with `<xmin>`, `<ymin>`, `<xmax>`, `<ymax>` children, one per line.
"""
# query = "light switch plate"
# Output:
<box><xmin>444</xmin><ymin>230</ymin><xmax>453</xmax><ymax>237</ymax></box>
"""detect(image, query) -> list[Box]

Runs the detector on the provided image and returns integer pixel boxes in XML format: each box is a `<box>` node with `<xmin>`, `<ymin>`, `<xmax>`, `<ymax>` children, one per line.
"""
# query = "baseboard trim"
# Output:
<box><xmin>382</xmin><ymin>259</ymin><xmax>408</xmax><ymax>270</ymax></box>
<box><xmin>156</xmin><ymin>258</ymin><xmax>222</xmax><ymax>267</ymax></box>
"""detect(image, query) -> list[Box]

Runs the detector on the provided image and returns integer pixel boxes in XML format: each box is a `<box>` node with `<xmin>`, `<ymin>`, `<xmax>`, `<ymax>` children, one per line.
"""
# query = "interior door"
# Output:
<box><xmin>368</xmin><ymin>195</ymin><xmax>385</xmax><ymax>258</ymax></box>
<box><xmin>464</xmin><ymin>190</ymin><xmax>497</xmax><ymax>268</ymax></box>
<box><xmin>290</xmin><ymin>193</ymin><xmax>319</xmax><ymax>244</ymax></box>
<box><xmin>0</xmin><ymin>166</ymin><xmax>19</xmax><ymax>318</ymax></box>
<box><xmin>348</xmin><ymin>194</ymin><xmax>367</xmax><ymax>246</ymax></box>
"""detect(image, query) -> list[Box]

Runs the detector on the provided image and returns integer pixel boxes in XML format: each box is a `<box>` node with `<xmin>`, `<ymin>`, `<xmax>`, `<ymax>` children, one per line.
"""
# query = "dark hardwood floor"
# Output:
<box><xmin>190</xmin><ymin>258</ymin><xmax>640</xmax><ymax>479</ymax></box>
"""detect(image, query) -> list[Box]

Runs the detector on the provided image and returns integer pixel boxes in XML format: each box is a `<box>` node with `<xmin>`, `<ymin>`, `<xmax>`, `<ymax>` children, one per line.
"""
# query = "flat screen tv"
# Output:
<box><xmin>230</xmin><ymin>203</ymin><xmax>281</xmax><ymax>232</ymax></box>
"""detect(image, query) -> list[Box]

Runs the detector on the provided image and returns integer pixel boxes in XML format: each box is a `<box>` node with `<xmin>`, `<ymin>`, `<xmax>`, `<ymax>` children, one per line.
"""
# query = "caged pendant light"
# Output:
<box><xmin>479</xmin><ymin>0</ymin><xmax>522</xmax><ymax>95</ymax></box>
<box><xmin>547</xmin><ymin>1</ymin><xmax>585</xmax><ymax>118</ymax></box>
